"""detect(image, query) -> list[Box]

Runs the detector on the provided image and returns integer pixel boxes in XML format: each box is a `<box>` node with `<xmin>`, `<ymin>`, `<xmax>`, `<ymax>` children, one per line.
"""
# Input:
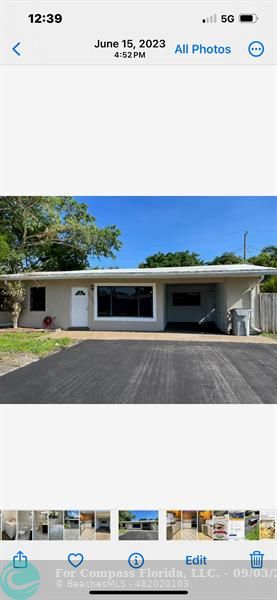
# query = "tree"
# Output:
<box><xmin>248</xmin><ymin>246</ymin><xmax>277</xmax><ymax>268</ymax></box>
<box><xmin>209</xmin><ymin>252</ymin><xmax>244</xmax><ymax>265</ymax></box>
<box><xmin>260</xmin><ymin>246</ymin><xmax>277</xmax><ymax>263</ymax></box>
<box><xmin>0</xmin><ymin>197</ymin><xmax>122</xmax><ymax>273</ymax></box>
<box><xmin>248</xmin><ymin>246</ymin><xmax>277</xmax><ymax>292</ymax></box>
<box><xmin>139</xmin><ymin>251</ymin><xmax>203</xmax><ymax>268</ymax></box>
<box><xmin>0</xmin><ymin>234</ymin><xmax>11</xmax><ymax>272</ymax></box>
<box><xmin>2</xmin><ymin>281</ymin><xmax>26</xmax><ymax>328</ymax></box>
<box><xmin>261</xmin><ymin>276</ymin><xmax>277</xmax><ymax>292</ymax></box>
<box><xmin>118</xmin><ymin>511</ymin><xmax>136</xmax><ymax>522</ymax></box>
<box><xmin>38</xmin><ymin>245</ymin><xmax>90</xmax><ymax>271</ymax></box>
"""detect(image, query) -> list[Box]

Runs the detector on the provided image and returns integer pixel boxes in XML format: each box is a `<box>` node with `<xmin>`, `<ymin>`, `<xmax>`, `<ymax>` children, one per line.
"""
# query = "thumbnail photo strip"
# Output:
<box><xmin>166</xmin><ymin>510</ymin><xmax>276</xmax><ymax>541</ymax></box>
<box><xmin>1</xmin><ymin>511</ymin><xmax>111</xmax><ymax>542</ymax></box>
<box><xmin>1</xmin><ymin>510</ymin><xmax>276</xmax><ymax>542</ymax></box>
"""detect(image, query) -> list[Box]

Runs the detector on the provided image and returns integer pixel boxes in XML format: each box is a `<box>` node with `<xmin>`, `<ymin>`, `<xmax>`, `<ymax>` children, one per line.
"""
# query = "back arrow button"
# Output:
<box><xmin>12</xmin><ymin>42</ymin><xmax>21</xmax><ymax>56</ymax></box>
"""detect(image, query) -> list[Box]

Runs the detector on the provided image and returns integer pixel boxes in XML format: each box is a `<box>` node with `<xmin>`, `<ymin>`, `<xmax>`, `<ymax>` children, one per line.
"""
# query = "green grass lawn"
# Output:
<box><xmin>0</xmin><ymin>332</ymin><xmax>72</xmax><ymax>357</ymax></box>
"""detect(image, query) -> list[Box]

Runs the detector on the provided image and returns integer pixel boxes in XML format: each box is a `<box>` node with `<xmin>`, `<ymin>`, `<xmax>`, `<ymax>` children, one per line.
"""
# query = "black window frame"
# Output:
<box><xmin>97</xmin><ymin>285</ymin><xmax>154</xmax><ymax>319</ymax></box>
<box><xmin>30</xmin><ymin>286</ymin><xmax>46</xmax><ymax>311</ymax></box>
<box><xmin>172</xmin><ymin>292</ymin><xmax>201</xmax><ymax>307</ymax></box>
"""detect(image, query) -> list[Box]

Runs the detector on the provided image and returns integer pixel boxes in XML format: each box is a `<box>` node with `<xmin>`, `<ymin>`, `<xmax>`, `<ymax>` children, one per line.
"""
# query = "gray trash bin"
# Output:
<box><xmin>231</xmin><ymin>308</ymin><xmax>251</xmax><ymax>336</ymax></box>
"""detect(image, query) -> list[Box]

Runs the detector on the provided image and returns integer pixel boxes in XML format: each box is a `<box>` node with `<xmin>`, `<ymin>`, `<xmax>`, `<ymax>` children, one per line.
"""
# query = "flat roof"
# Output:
<box><xmin>0</xmin><ymin>264</ymin><xmax>276</xmax><ymax>281</ymax></box>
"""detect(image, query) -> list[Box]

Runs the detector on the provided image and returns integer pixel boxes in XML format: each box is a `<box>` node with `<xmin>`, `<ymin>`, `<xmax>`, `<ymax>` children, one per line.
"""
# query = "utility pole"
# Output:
<box><xmin>243</xmin><ymin>231</ymin><xmax>248</xmax><ymax>261</ymax></box>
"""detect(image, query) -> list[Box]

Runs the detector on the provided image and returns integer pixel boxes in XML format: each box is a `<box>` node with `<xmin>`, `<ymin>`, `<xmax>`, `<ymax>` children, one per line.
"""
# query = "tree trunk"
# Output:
<box><xmin>11</xmin><ymin>302</ymin><xmax>20</xmax><ymax>328</ymax></box>
<box><xmin>13</xmin><ymin>316</ymin><xmax>19</xmax><ymax>328</ymax></box>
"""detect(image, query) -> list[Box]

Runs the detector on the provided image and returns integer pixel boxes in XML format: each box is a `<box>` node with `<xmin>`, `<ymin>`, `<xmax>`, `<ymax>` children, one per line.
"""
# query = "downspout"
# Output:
<box><xmin>250</xmin><ymin>276</ymin><xmax>264</xmax><ymax>334</ymax></box>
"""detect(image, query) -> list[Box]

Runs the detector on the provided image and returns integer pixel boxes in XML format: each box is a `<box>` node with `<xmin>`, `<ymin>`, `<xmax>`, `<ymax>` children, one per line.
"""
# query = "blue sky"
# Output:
<box><xmin>75</xmin><ymin>197</ymin><xmax>277</xmax><ymax>268</ymax></box>
<box><xmin>127</xmin><ymin>511</ymin><xmax>159</xmax><ymax>521</ymax></box>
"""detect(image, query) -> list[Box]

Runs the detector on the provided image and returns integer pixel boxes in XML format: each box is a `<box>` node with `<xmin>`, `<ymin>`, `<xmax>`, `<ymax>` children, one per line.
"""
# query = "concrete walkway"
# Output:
<box><xmin>50</xmin><ymin>330</ymin><xmax>277</xmax><ymax>344</ymax></box>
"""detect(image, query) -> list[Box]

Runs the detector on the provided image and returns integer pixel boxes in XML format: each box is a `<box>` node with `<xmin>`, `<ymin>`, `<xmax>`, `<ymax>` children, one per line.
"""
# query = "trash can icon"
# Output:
<box><xmin>250</xmin><ymin>550</ymin><xmax>264</xmax><ymax>568</ymax></box>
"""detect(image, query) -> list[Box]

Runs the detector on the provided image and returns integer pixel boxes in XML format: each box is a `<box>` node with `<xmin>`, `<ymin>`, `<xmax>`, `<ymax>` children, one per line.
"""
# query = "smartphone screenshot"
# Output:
<box><xmin>0</xmin><ymin>2</ymin><xmax>277</xmax><ymax>599</ymax></box>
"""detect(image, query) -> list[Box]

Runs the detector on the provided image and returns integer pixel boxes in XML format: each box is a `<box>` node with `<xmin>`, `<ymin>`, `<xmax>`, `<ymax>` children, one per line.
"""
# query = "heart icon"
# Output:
<box><xmin>67</xmin><ymin>553</ymin><xmax>84</xmax><ymax>568</ymax></box>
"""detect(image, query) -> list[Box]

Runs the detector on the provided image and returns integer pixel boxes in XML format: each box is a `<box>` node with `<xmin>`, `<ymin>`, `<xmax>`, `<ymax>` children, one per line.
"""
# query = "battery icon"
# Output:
<box><xmin>239</xmin><ymin>14</ymin><xmax>259</xmax><ymax>23</ymax></box>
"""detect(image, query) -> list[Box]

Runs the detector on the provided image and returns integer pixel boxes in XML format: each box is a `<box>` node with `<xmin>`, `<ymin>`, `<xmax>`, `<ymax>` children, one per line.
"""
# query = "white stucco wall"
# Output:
<box><xmin>0</xmin><ymin>311</ymin><xmax>12</xmax><ymax>326</ymax></box>
<box><xmin>19</xmin><ymin>279</ymin><xmax>94</xmax><ymax>330</ymax></box>
<box><xmin>0</xmin><ymin>279</ymin><xmax>164</xmax><ymax>331</ymax></box>
<box><xmin>166</xmin><ymin>283</ymin><xmax>217</xmax><ymax>323</ymax></box>
<box><xmin>225</xmin><ymin>277</ymin><xmax>258</xmax><ymax>332</ymax></box>
<box><xmin>215</xmin><ymin>282</ymin><xmax>227</xmax><ymax>332</ymax></box>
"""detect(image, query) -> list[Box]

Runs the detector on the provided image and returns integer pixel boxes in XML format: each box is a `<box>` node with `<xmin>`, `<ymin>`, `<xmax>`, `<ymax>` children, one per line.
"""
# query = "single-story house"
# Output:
<box><xmin>120</xmin><ymin>520</ymin><xmax>158</xmax><ymax>531</ymax></box>
<box><xmin>0</xmin><ymin>264</ymin><xmax>276</xmax><ymax>333</ymax></box>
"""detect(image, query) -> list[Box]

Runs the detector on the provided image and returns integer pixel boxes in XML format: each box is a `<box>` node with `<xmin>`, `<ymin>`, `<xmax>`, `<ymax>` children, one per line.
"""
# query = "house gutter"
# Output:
<box><xmin>1</xmin><ymin>269</ymin><xmax>277</xmax><ymax>281</ymax></box>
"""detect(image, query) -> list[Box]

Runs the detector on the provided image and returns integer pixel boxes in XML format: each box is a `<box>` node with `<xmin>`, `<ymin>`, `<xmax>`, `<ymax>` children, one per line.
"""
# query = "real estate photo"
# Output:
<box><xmin>17</xmin><ymin>511</ymin><xmax>33</xmax><ymax>541</ymax></box>
<box><xmin>80</xmin><ymin>511</ymin><xmax>95</xmax><ymax>540</ymax></box>
<box><xmin>245</xmin><ymin>511</ymin><xmax>260</xmax><ymax>541</ymax></box>
<box><xmin>259</xmin><ymin>511</ymin><xmax>276</xmax><ymax>540</ymax></box>
<box><xmin>228</xmin><ymin>511</ymin><xmax>245</xmax><ymax>541</ymax></box>
<box><xmin>213</xmin><ymin>511</ymin><xmax>229</xmax><ymax>541</ymax></box>
<box><xmin>119</xmin><ymin>510</ymin><xmax>159</xmax><ymax>541</ymax></box>
<box><xmin>95</xmin><ymin>511</ymin><xmax>111</xmax><ymax>541</ymax></box>
<box><xmin>0</xmin><ymin>197</ymin><xmax>276</xmax><ymax>403</ymax></box>
<box><xmin>182</xmin><ymin>511</ymin><xmax>198</xmax><ymax>541</ymax></box>
<box><xmin>33</xmin><ymin>511</ymin><xmax>49</xmax><ymax>541</ymax></box>
<box><xmin>49</xmin><ymin>511</ymin><xmax>64</xmax><ymax>541</ymax></box>
<box><xmin>64</xmin><ymin>510</ymin><xmax>80</xmax><ymax>541</ymax></box>
<box><xmin>167</xmin><ymin>510</ymin><xmax>182</xmax><ymax>540</ymax></box>
<box><xmin>1</xmin><ymin>511</ymin><xmax>17</xmax><ymax>540</ymax></box>
<box><xmin>166</xmin><ymin>510</ymin><xmax>198</xmax><ymax>541</ymax></box>
<box><xmin>197</xmin><ymin>511</ymin><xmax>213</xmax><ymax>541</ymax></box>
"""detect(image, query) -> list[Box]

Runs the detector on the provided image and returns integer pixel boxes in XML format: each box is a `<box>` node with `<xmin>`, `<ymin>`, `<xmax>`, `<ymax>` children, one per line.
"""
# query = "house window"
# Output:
<box><xmin>97</xmin><ymin>286</ymin><xmax>153</xmax><ymax>318</ymax></box>
<box><xmin>75</xmin><ymin>290</ymin><xmax>86</xmax><ymax>296</ymax></box>
<box><xmin>172</xmin><ymin>292</ymin><xmax>201</xmax><ymax>306</ymax></box>
<box><xmin>30</xmin><ymin>287</ymin><xmax>46</xmax><ymax>311</ymax></box>
<box><xmin>0</xmin><ymin>289</ymin><xmax>8</xmax><ymax>312</ymax></box>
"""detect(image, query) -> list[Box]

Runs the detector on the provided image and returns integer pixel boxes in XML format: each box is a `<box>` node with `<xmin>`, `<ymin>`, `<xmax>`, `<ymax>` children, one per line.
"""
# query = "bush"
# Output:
<box><xmin>261</xmin><ymin>276</ymin><xmax>277</xmax><ymax>293</ymax></box>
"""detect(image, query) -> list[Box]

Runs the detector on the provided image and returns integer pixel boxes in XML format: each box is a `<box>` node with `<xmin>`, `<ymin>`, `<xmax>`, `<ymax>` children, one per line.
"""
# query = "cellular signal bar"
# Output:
<box><xmin>202</xmin><ymin>14</ymin><xmax>217</xmax><ymax>23</ymax></box>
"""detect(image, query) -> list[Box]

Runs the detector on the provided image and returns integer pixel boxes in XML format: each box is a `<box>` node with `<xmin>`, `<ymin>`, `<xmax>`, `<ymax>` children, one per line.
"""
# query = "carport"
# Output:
<box><xmin>120</xmin><ymin>520</ymin><xmax>157</xmax><ymax>531</ymax></box>
<box><xmin>166</xmin><ymin>282</ymin><xmax>220</xmax><ymax>332</ymax></box>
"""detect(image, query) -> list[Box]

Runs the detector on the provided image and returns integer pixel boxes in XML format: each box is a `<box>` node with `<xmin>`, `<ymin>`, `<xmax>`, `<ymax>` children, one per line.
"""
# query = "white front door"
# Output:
<box><xmin>71</xmin><ymin>287</ymin><xmax>89</xmax><ymax>327</ymax></box>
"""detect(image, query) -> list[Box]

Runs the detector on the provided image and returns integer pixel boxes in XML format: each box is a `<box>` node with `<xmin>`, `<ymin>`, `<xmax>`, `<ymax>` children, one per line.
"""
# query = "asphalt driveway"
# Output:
<box><xmin>119</xmin><ymin>531</ymin><xmax>159</xmax><ymax>541</ymax></box>
<box><xmin>0</xmin><ymin>340</ymin><xmax>276</xmax><ymax>403</ymax></box>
